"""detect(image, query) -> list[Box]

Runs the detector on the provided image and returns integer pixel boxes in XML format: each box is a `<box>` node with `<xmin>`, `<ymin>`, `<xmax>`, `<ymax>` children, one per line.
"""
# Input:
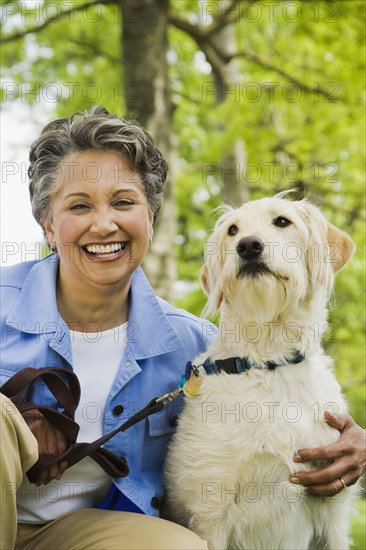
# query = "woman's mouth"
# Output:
<box><xmin>82</xmin><ymin>242</ymin><xmax>127</xmax><ymax>262</ymax></box>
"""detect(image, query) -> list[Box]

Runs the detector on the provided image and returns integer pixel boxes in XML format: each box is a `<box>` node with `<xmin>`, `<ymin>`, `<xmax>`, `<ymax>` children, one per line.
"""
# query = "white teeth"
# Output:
<box><xmin>85</xmin><ymin>243</ymin><xmax>124</xmax><ymax>254</ymax></box>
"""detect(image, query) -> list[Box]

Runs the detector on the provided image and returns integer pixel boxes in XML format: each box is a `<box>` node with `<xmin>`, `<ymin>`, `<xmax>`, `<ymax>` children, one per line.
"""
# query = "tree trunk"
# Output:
<box><xmin>121</xmin><ymin>0</ymin><xmax>176</xmax><ymax>301</ymax></box>
<box><xmin>210</xmin><ymin>20</ymin><xmax>250</xmax><ymax>205</ymax></box>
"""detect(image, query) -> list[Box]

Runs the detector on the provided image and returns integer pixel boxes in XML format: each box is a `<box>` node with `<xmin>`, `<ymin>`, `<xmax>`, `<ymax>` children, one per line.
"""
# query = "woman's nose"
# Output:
<box><xmin>90</xmin><ymin>208</ymin><xmax>118</xmax><ymax>236</ymax></box>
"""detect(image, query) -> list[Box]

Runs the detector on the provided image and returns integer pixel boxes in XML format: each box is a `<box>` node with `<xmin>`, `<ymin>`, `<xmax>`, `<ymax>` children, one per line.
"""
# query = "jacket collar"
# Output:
<box><xmin>6</xmin><ymin>256</ymin><xmax>64</xmax><ymax>334</ymax></box>
<box><xmin>127</xmin><ymin>267</ymin><xmax>184</xmax><ymax>359</ymax></box>
<box><xmin>6</xmin><ymin>257</ymin><xmax>184</xmax><ymax>358</ymax></box>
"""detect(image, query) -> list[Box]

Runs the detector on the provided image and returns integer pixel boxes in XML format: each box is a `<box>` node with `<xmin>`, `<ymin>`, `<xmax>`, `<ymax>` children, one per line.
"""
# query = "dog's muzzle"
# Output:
<box><xmin>236</xmin><ymin>236</ymin><xmax>264</xmax><ymax>261</ymax></box>
<box><xmin>236</xmin><ymin>236</ymin><xmax>271</xmax><ymax>278</ymax></box>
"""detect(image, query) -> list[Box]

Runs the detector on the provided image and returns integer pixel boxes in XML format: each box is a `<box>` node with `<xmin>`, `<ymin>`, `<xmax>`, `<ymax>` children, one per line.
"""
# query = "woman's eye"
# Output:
<box><xmin>273</xmin><ymin>216</ymin><xmax>292</xmax><ymax>227</ymax></box>
<box><xmin>70</xmin><ymin>203</ymin><xmax>89</xmax><ymax>210</ymax></box>
<box><xmin>114</xmin><ymin>199</ymin><xmax>134</xmax><ymax>207</ymax></box>
<box><xmin>228</xmin><ymin>224</ymin><xmax>239</xmax><ymax>236</ymax></box>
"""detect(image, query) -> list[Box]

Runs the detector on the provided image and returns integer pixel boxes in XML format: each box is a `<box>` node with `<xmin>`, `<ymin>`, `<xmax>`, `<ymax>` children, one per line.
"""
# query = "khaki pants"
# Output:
<box><xmin>0</xmin><ymin>394</ymin><xmax>207</xmax><ymax>550</ymax></box>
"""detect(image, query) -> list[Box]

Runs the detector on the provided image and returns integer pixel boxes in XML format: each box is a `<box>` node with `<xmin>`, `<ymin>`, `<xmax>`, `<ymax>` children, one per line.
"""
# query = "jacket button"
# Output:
<box><xmin>113</xmin><ymin>405</ymin><xmax>124</xmax><ymax>415</ymax></box>
<box><xmin>151</xmin><ymin>496</ymin><xmax>160</xmax><ymax>509</ymax></box>
<box><xmin>169</xmin><ymin>415</ymin><xmax>179</xmax><ymax>427</ymax></box>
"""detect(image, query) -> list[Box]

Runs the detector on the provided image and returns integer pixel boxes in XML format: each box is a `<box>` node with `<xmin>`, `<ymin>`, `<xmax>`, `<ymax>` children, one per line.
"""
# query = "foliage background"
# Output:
<box><xmin>1</xmin><ymin>0</ymin><xmax>365</xmax><ymax>545</ymax></box>
<box><xmin>2</xmin><ymin>0</ymin><xmax>364</xmax><ymax>423</ymax></box>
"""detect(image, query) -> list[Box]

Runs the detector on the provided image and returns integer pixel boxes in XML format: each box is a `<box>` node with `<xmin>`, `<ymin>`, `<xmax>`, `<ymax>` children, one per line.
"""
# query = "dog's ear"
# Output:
<box><xmin>200</xmin><ymin>263</ymin><xmax>210</xmax><ymax>295</ymax></box>
<box><xmin>201</xmin><ymin>205</ymin><xmax>237</xmax><ymax>316</ymax></box>
<box><xmin>300</xmin><ymin>201</ymin><xmax>355</xmax><ymax>287</ymax></box>
<box><xmin>200</xmin><ymin>250</ymin><xmax>223</xmax><ymax>317</ymax></box>
<box><xmin>327</xmin><ymin>223</ymin><xmax>355</xmax><ymax>273</ymax></box>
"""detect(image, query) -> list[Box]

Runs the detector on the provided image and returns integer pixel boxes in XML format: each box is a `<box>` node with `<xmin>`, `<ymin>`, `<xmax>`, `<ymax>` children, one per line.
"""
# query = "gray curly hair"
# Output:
<box><xmin>28</xmin><ymin>105</ymin><xmax>168</xmax><ymax>237</ymax></box>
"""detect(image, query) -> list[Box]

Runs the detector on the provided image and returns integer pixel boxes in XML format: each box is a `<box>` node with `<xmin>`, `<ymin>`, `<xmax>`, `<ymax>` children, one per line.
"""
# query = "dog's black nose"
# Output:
<box><xmin>236</xmin><ymin>236</ymin><xmax>264</xmax><ymax>260</ymax></box>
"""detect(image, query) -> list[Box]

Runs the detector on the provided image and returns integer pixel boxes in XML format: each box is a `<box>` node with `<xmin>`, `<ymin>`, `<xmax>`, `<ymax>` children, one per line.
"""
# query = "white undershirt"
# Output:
<box><xmin>17</xmin><ymin>324</ymin><xmax>127</xmax><ymax>523</ymax></box>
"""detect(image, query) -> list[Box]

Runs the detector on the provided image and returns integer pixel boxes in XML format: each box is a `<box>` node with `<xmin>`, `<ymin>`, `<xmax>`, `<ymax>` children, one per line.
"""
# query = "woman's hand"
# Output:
<box><xmin>289</xmin><ymin>411</ymin><xmax>366</xmax><ymax>496</ymax></box>
<box><xmin>23</xmin><ymin>410</ymin><xmax>68</xmax><ymax>485</ymax></box>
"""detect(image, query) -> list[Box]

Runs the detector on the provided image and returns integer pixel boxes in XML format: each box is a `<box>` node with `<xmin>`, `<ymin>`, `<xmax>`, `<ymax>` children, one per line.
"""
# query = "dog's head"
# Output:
<box><xmin>201</xmin><ymin>195</ymin><xmax>355</xmax><ymax>320</ymax></box>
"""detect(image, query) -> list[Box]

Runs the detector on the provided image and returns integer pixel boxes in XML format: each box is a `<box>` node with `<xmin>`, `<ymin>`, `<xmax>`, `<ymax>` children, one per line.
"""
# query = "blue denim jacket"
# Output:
<box><xmin>0</xmin><ymin>256</ymin><xmax>217</xmax><ymax>516</ymax></box>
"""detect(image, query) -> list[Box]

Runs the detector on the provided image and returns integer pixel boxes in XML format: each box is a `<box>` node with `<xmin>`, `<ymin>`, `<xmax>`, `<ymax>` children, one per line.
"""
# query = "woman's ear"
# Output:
<box><xmin>148</xmin><ymin>211</ymin><xmax>154</xmax><ymax>242</ymax></box>
<box><xmin>43</xmin><ymin>218</ymin><xmax>55</xmax><ymax>245</ymax></box>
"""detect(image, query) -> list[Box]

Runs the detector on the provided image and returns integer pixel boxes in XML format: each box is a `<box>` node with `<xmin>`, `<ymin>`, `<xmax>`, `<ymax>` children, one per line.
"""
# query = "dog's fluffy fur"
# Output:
<box><xmin>163</xmin><ymin>195</ymin><xmax>356</xmax><ymax>550</ymax></box>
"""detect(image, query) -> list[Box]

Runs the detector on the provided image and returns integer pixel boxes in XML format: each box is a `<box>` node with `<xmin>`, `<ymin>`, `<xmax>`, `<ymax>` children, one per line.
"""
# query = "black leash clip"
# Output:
<box><xmin>156</xmin><ymin>388</ymin><xmax>183</xmax><ymax>407</ymax></box>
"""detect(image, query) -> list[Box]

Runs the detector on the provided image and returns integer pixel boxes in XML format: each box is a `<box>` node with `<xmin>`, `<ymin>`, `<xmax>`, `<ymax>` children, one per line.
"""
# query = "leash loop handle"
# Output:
<box><xmin>1</xmin><ymin>368</ymin><xmax>182</xmax><ymax>483</ymax></box>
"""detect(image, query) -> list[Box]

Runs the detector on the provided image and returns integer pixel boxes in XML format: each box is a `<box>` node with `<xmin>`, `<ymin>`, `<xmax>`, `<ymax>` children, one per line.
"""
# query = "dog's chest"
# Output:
<box><xmin>178</xmin><ymin>364</ymin><xmax>345</xmax><ymax>460</ymax></box>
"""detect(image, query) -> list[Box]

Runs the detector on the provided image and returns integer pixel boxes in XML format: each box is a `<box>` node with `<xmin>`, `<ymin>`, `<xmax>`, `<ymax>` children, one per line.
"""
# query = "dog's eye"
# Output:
<box><xmin>273</xmin><ymin>216</ymin><xmax>291</xmax><ymax>228</ymax></box>
<box><xmin>228</xmin><ymin>224</ymin><xmax>239</xmax><ymax>236</ymax></box>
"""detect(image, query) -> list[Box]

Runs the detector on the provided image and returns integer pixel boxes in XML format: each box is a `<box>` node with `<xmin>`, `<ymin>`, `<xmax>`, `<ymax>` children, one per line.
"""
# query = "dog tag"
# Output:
<box><xmin>183</xmin><ymin>375</ymin><xmax>202</xmax><ymax>397</ymax></box>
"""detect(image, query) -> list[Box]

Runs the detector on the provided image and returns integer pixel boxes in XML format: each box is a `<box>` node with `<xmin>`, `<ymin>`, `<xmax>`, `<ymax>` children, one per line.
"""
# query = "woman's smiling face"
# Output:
<box><xmin>43</xmin><ymin>149</ymin><xmax>153</xmax><ymax>291</ymax></box>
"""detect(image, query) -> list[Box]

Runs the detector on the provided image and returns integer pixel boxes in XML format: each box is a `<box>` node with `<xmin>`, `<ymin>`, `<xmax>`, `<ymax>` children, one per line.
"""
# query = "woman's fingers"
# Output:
<box><xmin>290</xmin><ymin>458</ymin><xmax>358</xmax><ymax>496</ymax></box>
<box><xmin>290</xmin><ymin>412</ymin><xmax>366</xmax><ymax>497</ymax></box>
<box><xmin>24</xmin><ymin>410</ymin><xmax>68</xmax><ymax>485</ymax></box>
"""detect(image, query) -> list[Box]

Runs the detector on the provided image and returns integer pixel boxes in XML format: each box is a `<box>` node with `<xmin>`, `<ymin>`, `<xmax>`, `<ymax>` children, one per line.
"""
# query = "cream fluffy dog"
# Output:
<box><xmin>163</xmin><ymin>194</ymin><xmax>356</xmax><ymax>550</ymax></box>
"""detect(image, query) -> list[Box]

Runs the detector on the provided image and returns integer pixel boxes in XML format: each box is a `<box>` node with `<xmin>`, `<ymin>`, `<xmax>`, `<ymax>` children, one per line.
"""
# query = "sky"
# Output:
<box><xmin>1</xmin><ymin>101</ymin><xmax>51</xmax><ymax>266</ymax></box>
<box><xmin>1</xmin><ymin>0</ymin><xmax>58</xmax><ymax>265</ymax></box>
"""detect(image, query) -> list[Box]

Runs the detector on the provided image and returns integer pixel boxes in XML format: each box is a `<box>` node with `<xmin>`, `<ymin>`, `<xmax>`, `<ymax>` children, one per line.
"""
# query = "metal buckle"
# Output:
<box><xmin>156</xmin><ymin>387</ymin><xmax>183</xmax><ymax>407</ymax></box>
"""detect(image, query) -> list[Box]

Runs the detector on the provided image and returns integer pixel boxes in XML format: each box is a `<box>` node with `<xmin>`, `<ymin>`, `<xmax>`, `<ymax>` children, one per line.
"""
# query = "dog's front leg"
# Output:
<box><xmin>321</xmin><ymin>523</ymin><xmax>351</xmax><ymax>550</ymax></box>
<box><xmin>311</xmin><ymin>503</ymin><xmax>351</xmax><ymax>550</ymax></box>
<box><xmin>189</xmin><ymin>517</ymin><xmax>229</xmax><ymax>550</ymax></box>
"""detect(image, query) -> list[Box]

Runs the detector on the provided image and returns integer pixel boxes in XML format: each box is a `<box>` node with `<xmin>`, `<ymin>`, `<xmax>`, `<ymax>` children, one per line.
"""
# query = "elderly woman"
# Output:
<box><xmin>0</xmin><ymin>106</ymin><xmax>365</xmax><ymax>550</ymax></box>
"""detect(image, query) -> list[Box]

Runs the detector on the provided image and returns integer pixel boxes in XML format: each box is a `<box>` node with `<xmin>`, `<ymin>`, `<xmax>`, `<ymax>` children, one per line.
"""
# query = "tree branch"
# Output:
<box><xmin>168</xmin><ymin>13</ymin><xmax>229</xmax><ymax>84</ymax></box>
<box><xmin>230</xmin><ymin>50</ymin><xmax>338</xmax><ymax>100</ymax></box>
<box><xmin>169</xmin><ymin>12</ymin><xmax>339</xmax><ymax>102</ymax></box>
<box><xmin>69</xmin><ymin>38</ymin><xmax>120</xmax><ymax>64</ymax></box>
<box><xmin>205</xmin><ymin>0</ymin><xmax>247</xmax><ymax>36</ymax></box>
<box><xmin>1</xmin><ymin>0</ymin><xmax>115</xmax><ymax>44</ymax></box>
<box><xmin>168</xmin><ymin>12</ymin><xmax>207</xmax><ymax>43</ymax></box>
